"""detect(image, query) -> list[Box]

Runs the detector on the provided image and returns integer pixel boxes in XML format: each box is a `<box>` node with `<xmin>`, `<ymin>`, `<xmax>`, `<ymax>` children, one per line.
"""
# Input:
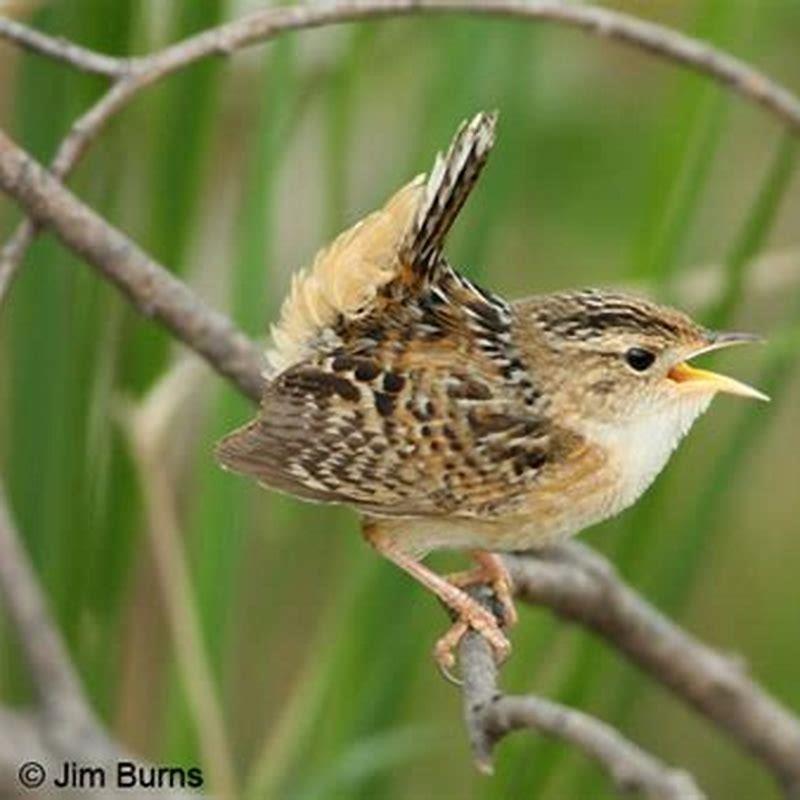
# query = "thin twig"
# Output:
<box><xmin>0</xmin><ymin>78</ymin><xmax>138</xmax><ymax>303</ymax></box>
<box><xmin>505</xmin><ymin>544</ymin><xmax>800</xmax><ymax>797</ymax></box>
<box><xmin>0</xmin><ymin>479</ymin><xmax>207</xmax><ymax>798</ymax></box>
<box><xmin>2</xmin><ymin>1</ymin><xmax>799</xmax><ymax>132</ymax></box>
<box><xmin>0</xmin><ymin>128</ymin><xmax>266</xmax><ymax>402</ymax></box>
<box><xmin>459</xmin><ymin>619</ymin><xmax>704</xmax><ymax>799</ymax></box>
<box><xmin>0</xmin><ymin>15</ymin><xmax>127</xmax><ymax>77</ymax></box>
<box><xmin>0</xmin><ymin>479</ymin><xmax>93</xmax><ymax>727</ymax></box>
<box><xmin>2</xmin><ymin>0</ymin><xmax>800</xmax><ymax>303</ymax></box>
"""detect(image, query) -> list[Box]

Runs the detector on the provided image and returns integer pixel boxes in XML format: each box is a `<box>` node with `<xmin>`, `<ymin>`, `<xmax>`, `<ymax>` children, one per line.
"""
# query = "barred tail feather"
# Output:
<box><xmin>264</xmin><ymin>111</ymin><xmax>497</xmax><ymax>378</ymax></box>
<box><xmin>401</xmin><ymin>110</ymin><xmax>497</xmax><ymax>280</ymax></box>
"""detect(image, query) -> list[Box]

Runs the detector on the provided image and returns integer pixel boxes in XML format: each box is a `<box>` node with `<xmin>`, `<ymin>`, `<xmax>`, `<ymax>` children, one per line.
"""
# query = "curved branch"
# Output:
<box><xmin>460</xmin><ymin>625</ymin><xmax>705</xmax><ymax>799</ymax></box>
<box><xmin>0</xmin><ymin>482</ymin><xmax>208</xmax><ymax>798</ymax></box>
<box><xmin>2</xmin><ymin>1</ymin><xmax>799</xmax><ymax>131</ymax></box>
<box><xmin>2</xmin><ymin>0</ymin><xmax>800</xmax><ymax>304</ymax></box>
<box><xmin>505</xmin><ymin>544</ymin><xmax>800</xmax><ymax>796</ymax></box>
<box><xmin>0</xmin><ymin>129</ymin><xmax>266</xmax><ymax>402</ymax></box>
<box><xmin>0</xmin><ymin>481</ymin><xmax>92</xmax><ymax>727</ymax></box>
<box><xmin>0</xmin><ymin>16</ymin><xmax>127</xmax><ymax>77</ymax></box>
<box><xmin>0</xmin><ymin>78</ymin><xmax>135</xmax><ymax>303</ymax></box>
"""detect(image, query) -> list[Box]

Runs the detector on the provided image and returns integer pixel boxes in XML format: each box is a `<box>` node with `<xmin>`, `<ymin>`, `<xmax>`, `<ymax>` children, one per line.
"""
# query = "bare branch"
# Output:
<box><xmin>460</xmin><ymin>623</ymin><xmax>705</xmax><ymax>799</ymax></box>
<box><xmin>0</xmin><ymin>79</ymin><xmax>144</xmax><ymax>303</ymax></box>
<box><xmin>2</xmin><ymin>0</ymin><xmax>799</xmax><ymax>303</ymax></box>
<box><xmin>0</xmin><ymin>16</ymin><xmax>127</xmax><ymax>77</ymax></box>
<box><xmin>505</xmin><ymin>544</ymin><xmax>800</xmax><ymax>796</ymax></box>
<box><xmin>0</xmin><ymin>480</ymin><xmax>93</xmax><ymax>727</ymax></box>
<box><xmin>3</xmin><ymin>1</ymin><xmax>800</xmax><ymax>132</ymax></box>
<box><xmin>0</xmin><ymin>220</ymin><xmax>34</xmax><ymax>300</ymax></box>
<box><xmin>0</xmin><ymin>480</ymin><xmax>208</xmax><ymax>798</ymax></box>
<box><xmin>151</xmin><ymin>0</ymin><xmax>800</xmax><ymax>130</ymax></box>
<box><xmin>0</xmin><ymin>128</ymin><xmax>266</xmax><ymax>403</ymax></box>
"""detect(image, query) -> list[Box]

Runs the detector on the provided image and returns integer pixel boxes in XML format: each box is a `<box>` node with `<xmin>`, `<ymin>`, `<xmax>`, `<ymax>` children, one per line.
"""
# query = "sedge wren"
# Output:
<box><xmin>217</xmin><ymin>112</ymin><xmax>767</xmax><ymax>672</ymax></box>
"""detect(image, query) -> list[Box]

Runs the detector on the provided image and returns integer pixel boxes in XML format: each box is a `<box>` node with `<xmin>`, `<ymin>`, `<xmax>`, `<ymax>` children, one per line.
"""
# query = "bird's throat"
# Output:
<box><xmin>581</xmin><ymin>395</ymin><xmax>713</xmax><ymax>518</ymax></box>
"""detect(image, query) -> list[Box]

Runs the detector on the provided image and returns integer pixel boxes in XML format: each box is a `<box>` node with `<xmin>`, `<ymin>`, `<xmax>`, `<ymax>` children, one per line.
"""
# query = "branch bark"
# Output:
<box><xmin>0</xmin><ymin>129</ymin><xmax>266</xmax><ymax>403</ymax></box>
<box><xmin>0</xmin><ymin>482</ymin><xmax>95</xmax><ymax>729</ymax></box>
<box><xmin>0</xmin><ymin>16</ymin><xmax>127</xmax><ymax>77</ymax></box>
<box><xmin>3</xmin><ymin>1</ymin><xmax>799</xmax><ymax>132</ymax></box>
<box><xmin>0</xmin><ymin>483</ymin><xmax>206</xmax><ymax>799</ymax></box>
<box><xmin>2</xmin><ymin>0</ymin><xmax>800</xmax><ymax>303</ymax></box>
<box><xmin>505</xmin><ymin>544</ymin><xmax>800</xmax><ymax>797</ymax></box>
<box><xmin>460</xmin><ymin>621</ymin><xmax>705</xmax><ymax>799</ymax></box>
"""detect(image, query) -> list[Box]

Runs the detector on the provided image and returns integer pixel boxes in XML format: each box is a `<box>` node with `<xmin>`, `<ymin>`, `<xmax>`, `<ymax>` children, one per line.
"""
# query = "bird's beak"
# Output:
<box><xmin>667</xmin><ymin>331</ymin><xmax>770</xmax><ymax>402</ymax></box>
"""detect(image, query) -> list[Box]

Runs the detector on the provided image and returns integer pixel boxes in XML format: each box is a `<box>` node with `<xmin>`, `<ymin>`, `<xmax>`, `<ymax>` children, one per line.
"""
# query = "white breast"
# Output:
<box><xmin>582</xmin><ymin>395</ymin><xmax>713</xmax><ymax>518</ymax></box>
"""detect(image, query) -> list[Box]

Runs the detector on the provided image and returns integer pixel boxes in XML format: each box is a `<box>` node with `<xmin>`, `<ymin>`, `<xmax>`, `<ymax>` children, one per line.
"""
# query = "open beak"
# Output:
<box><xmin>667</xmin><ymin>331</ymin><xmax>770</xmax><ymax>402</ymax></box>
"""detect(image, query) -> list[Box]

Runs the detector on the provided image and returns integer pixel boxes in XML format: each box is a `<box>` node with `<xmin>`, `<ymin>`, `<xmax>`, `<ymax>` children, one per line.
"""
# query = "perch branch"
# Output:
<box><xmin>1</xmin><ymin>130</ymin><xmax>799</xmax><ymax>793</ymax></box>
<box><xmin>2</xmin><ymin>0</ymin><xmax>800</xmax><ymax>304</ymax></box>
<box><xmin>505</xmin><ymin>544</ymin><xmax>800</xmax><ymax>796</ymax></box>
<box><xmin>460</xmin><ymin>622</ymin><xmax>705</xmax><ymax>799</ymax></box>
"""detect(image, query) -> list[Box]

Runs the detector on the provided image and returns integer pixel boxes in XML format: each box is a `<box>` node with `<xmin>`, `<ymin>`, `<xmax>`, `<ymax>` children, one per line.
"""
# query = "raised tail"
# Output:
<box><xmin>400</xmin><ymin>110</ymin><xmax>498</xmax><ymax>282</ymax></box>
<box><xmin>264</xmin><ymin>111</ymin><xmax>498</xmax><ymax>377</ymax></box>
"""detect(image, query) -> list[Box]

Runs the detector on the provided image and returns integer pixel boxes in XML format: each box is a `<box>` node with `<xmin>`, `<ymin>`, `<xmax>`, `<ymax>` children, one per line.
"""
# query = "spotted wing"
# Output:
<box><xmin>217</xmin><ymin>271</ymin><xmax>571</xmax><ymax>519</ymax></box>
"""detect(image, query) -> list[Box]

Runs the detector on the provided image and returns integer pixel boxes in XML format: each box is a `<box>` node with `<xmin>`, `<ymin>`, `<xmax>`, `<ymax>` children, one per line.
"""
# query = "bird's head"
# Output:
<box><xmin>514</xmin><ymin>289</ymin><xmax>768</xmax><ymax>435</ymax></box>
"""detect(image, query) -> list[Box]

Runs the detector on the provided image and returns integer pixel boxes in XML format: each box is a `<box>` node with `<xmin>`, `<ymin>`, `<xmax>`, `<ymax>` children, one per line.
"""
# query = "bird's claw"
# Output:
<box><xmin>433</xmin><ymin>606</ymin><xmax>511</xmax><ymax>684</ymax></box>
<box><xmin>446</xmin><ymin>565</ymin><xmax>518</xmax><ymax>629</ymax></box>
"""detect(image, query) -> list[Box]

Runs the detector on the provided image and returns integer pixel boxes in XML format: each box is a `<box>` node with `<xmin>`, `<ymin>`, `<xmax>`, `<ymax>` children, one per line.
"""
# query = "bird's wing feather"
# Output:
<box><xmin>217</xmin><ymin>270</ymin><xmax>577</xmax><ymax>519</ymax></box>
<box><xmin>216</xmin><ymin>111</ymin><xmax>569</xmax><ymax>517</ymax></box>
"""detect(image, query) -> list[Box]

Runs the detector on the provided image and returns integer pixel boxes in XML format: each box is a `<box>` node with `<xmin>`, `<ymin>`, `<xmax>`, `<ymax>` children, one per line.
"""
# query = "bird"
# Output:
<box><xmin>216</xmin><ymin>111</ymin><xmax>767</xmax><ymax>674</ymax></box>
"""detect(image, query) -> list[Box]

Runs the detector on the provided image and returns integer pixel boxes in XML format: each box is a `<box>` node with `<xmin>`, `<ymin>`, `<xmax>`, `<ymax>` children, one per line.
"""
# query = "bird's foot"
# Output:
<box><xmin>360</xmin><ymin>525</ymin><xmax>513</xmax><ymax>682</ymax></box>
<box><xmin>433</xmin><ymin>597</ymin><xmax>511</xmax><ymax>681</ymax></box>
<box><xmin>446</xmin><ymin>552</ymin><xmax>518</xmax><ymax>629</ymax></box>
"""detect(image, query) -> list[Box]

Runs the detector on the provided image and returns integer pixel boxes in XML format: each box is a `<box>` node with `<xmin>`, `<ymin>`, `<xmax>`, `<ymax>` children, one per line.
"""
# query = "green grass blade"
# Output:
<box><xmin>630</xmin><ymin>0</ymin><xmax>740</xmax><ymax>288</ymax></box>
<box><xmin>708</xmin><ymin>133</ymin><xmax>798</xmax><ymax>328</ymax></box>
<box><xmin>124</xmin><ymin>0</ymin><xmax>226</xmax><ymax>393</ymax></box>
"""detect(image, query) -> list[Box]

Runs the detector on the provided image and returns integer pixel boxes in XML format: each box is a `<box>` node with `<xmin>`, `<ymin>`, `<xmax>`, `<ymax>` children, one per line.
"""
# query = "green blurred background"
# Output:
<box><xmin>1</xmin><ymin>1</ymin><xmax>799</xmax><ymax>798</ymax></box>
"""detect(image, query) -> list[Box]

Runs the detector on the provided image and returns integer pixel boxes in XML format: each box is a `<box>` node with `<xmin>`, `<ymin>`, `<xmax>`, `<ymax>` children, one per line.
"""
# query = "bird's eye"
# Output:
<box><xmin>625</xmin><ymin>347</ymin><xmax>656</xmax><ymax>372</ymax></box>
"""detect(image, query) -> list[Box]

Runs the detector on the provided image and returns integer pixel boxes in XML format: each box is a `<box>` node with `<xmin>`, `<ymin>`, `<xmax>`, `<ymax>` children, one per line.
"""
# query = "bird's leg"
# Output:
<box><xmin>446</xmin><ymin>551</ymin><xmax>518</xmax><ymax>628</ymax></box>
<box><xmin>363</xmin><ymin>527</ymin><xmax>511</xmax><ymax>673</ymax></box>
